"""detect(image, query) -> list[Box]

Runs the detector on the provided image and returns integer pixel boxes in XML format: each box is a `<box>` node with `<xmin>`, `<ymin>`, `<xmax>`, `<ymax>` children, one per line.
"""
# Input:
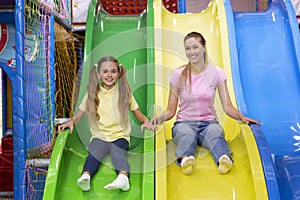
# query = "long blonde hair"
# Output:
<box><xmin>86</xmin><ymin>56</ymin><xmax>132</xmax><ymax>125</ymax></box>
<box><xmin>178</xmin><ymin>32</ymin><xmax>208</xmax><ymax>93</ymax></box>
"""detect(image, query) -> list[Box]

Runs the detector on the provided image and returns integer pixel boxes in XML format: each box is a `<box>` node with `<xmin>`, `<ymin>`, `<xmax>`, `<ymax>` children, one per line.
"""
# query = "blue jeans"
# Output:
<box><xmin>172</xmin><ymin>121</ymin><xmax>232</xmax><ymax>166</ymax></box>
<box><xmin>82</xmin><ymin>138</ymin><xmax>130</xmax><ymax>178</ymax></box>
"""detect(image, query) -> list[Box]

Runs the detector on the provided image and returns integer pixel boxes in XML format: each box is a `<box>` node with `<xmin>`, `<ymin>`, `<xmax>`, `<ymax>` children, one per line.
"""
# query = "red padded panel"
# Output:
<box><xmin>0</xmin><ymin>167</ymin><xmax>13</xmax><ymax>191</ymax></box>
<box><xmin>1</xmin><ymin>136</ymin><xmax>13</xmax><ymax>154</ymax></box>
<box><xmin>0</xmin><ymin>154</ymin><xmax>13</xmax><ymax>166</ymax></box>
<box><xmin>163</xmin><ymin>0</ymin><xmax>178</xmax><ymax>13</ymax></box>
<box><xmin>101</xmin><ymin>0</ymin><xmax>147</xmax><ymax>15</ymax></box>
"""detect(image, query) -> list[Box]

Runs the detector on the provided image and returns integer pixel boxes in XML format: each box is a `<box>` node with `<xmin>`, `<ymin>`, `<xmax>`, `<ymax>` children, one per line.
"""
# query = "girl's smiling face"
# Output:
<box><xmin>98</xmin><ymin>61</ymin><xmax>120</xmax><ymax>90</ymax></box>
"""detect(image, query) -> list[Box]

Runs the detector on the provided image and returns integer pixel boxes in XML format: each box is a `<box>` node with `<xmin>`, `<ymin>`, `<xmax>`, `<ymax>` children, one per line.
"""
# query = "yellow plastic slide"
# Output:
<box><xmin>154</xmin><ymin>0</ymin><xmax>268</xmax><ymax>199</ymax></box>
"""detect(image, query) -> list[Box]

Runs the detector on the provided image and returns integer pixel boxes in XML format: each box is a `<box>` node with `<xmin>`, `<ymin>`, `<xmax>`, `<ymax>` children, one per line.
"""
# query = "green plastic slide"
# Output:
<box><xmin>43</xmin><ymin>0</ymin><xmax>155</xmax><ymax>199</ymax></box>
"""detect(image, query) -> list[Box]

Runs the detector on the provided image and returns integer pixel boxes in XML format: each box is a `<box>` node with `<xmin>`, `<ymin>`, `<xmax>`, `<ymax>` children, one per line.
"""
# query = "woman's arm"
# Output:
<box><xmin>151</xmin><ymin>83</ymin><xmax>179</xmax><ymax>125</ymax></box>
<box><xmin>218</xmin><ymin>81</ymin><xmax>260</xmax><ymax>125</ymax></box>
<box><xmin>58</xmin><ymin>109</ymin><xmax>85</xmax><ymax>134</ymax></box>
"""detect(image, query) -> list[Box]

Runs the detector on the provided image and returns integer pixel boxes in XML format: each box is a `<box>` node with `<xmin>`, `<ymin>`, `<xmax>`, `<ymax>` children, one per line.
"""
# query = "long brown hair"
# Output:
<box><xmin>86</xmin><ymin>56</ymin><xmax>132</xmax><ymax>125</ymax></box>
<box><xmin>178</xmin><ymin>32</ymin><xmax>208</xmax><ymax>93</ymax></box>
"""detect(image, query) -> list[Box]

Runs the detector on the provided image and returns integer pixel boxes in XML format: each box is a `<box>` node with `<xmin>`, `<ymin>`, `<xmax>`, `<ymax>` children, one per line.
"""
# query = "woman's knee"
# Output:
<box><xmin>172</xmin><ymin>122</ymin><xmax>196</xmax><ymax>141</ymax></box>
<box><xmin>205</xmin><ymin>123</ymin><xmax>225</xmax><ymax>138</ymax></box>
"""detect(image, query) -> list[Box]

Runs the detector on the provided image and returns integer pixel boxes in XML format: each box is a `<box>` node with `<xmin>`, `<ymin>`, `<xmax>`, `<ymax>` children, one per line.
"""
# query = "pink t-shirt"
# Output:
<box><xmin>169</xmin><ymin>64</ymin><xmax>226</xmax><ymax>121</ymax></box>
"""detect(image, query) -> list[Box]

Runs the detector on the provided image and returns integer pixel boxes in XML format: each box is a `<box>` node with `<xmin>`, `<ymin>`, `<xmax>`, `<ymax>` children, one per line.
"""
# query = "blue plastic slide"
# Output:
<box><xmin>225</xmin><ymin>0</ymin><xmax>300</xmax><ymax>199</ymax></box>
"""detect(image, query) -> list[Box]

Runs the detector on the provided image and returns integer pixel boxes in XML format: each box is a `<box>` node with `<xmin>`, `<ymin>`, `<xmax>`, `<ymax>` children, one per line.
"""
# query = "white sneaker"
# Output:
<box><xmin>181</xmin><ymin>156</ymin><xmax>196</xmax><ymax>175</ymax></box>
<box><xmin>77</xmin><ymin>173</ymin><xmax>91</xmax><ymax>191</ymax></box>
<box><xmin>218</xmin><ymin>155</ymin><xmax>233</xmax><ymax>174</ymax></box>
<box><xmin>104</xmin><ymin>174</ymin><xmax>130</xmax><ymax>191</ymax></box>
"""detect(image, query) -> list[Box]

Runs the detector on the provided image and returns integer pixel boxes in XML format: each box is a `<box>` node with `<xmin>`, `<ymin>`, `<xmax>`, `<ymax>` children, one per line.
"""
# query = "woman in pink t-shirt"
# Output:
<box><xmin>151</xmin><ymin>32</ymin><xmax>260</xmax><ymax>175</ymax></box>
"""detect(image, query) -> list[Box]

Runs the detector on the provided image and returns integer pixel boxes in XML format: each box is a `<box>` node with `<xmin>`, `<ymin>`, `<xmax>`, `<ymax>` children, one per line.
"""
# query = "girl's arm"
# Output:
<box><xmin>58</xmin><ymin>109</ymin><xmax>85</xmax><ymax>134</ymax></box>
<box><xmin>151</xmin><ymin>83</ymin><xmax>179</xmax><ymax>125</ymax></box>
<box><xmin>132</xmin><ymin>108</ymin><xmax>157</xmax><ymax>131</ymax></box>
<box><xmin>218</xmin><ymin>81</ymin><xmax>260</xmax><ymax>125</ymax></box>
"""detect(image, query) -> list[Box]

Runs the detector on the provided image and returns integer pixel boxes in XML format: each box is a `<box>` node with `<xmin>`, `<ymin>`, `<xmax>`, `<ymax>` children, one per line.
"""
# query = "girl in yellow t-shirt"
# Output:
<box><xmin>58</xmin><ymin>56</ymin><xmax>156</xmax><ymax>192</ymax></box>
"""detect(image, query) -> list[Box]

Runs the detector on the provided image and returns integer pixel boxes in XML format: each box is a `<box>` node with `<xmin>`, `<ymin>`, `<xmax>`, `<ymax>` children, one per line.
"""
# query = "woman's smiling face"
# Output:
<box><xmin>98</xmin><ymin>61</ymin><xmax>120</xmax><ymax>90</ymax></box>
<box><xmin>184</xmin><ymin>37</ymin><xmax>206</xmax><ymax>65</ymax></box>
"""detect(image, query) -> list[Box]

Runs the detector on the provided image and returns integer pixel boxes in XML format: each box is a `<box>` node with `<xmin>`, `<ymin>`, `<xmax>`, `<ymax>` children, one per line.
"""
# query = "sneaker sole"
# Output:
<box><xmin>218</xmin><ymin>156</ymin><xmax>232</xmax><ymax>174</ymax></box>
<box><xmin>77</xmin><ymin>179</ymin><xmax>90</xmax><ymax>191</ymax></box>
<box><xmin>181</xmin><ymin>157</ymin><xmax>196</xmax><ymax>175</ymax></box>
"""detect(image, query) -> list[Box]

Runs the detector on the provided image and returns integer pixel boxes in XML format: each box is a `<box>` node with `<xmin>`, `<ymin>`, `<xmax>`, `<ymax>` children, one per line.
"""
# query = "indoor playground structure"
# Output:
<box><xmin>0</xmin><ymin>0</ymin><xmax>299</xmax><ymax>199</ymax></box>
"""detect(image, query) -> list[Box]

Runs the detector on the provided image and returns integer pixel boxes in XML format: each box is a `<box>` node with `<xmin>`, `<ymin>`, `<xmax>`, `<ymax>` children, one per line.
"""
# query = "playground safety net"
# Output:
<box><xmin>23</xmin><ymin>0</ymin><xmax>55</xmax><ymax>199</ymax></box>
<box><xmin>23</xmin><ymin>0</ymin><xmax>84</xmax><ymax>199</ymax></box>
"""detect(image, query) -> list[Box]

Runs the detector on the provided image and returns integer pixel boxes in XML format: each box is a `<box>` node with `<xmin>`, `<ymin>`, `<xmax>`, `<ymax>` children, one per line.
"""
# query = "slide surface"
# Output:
<box><xmin>43</xmin><ymin>0</ymin><xmax>155</xmax><ymax>199</ymax></box>
<box><xmin>226</xmin><ymin>0</ymin><xmax>300</xmax><ymax>199</ymax></box>
<box><xmin>154</xmin><ymin>0</ymin><xmax>268</xmax><ymax>199</ymax></box>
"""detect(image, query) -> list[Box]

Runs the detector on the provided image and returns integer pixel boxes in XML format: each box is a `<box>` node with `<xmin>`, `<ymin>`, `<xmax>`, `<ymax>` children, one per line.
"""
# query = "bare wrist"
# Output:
<box><xmin>239</xmin><ymin>114</ymin><xmax>244</xmax><ymax>121</ymax></box>
<box><xmin>159</xmin><ymin>114</ymin><xmax>165</xmax><ymax>122</ymax></box>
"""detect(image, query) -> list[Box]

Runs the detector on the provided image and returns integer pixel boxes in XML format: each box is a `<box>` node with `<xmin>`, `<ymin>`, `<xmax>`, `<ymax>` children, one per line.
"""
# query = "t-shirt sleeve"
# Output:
<box><xmin>169</xmin><ymin>68</ymin><xmax>181</xmax><ymax>87</ymax></box>
<box><xmin>78</xmin><ymin>93</ymin><xmax>88</xmax><ymax>112</ymax></box>
<box><xmin>130</xmin><ymin>94</ymin><xmax>139</xmax><ymax>111</ymax></box>
<box><xmin>216</xmin><ymin>66</ymin><xmax>227</xmax><ymax>85</ymax></box>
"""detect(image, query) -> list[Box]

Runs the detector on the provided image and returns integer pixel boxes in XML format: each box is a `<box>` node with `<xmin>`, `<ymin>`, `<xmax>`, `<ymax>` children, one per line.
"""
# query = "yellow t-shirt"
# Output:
<box><xmin>79</xmin><ymin>85</ymin><xmax>139</xmax><ymax>143</ymax></box>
